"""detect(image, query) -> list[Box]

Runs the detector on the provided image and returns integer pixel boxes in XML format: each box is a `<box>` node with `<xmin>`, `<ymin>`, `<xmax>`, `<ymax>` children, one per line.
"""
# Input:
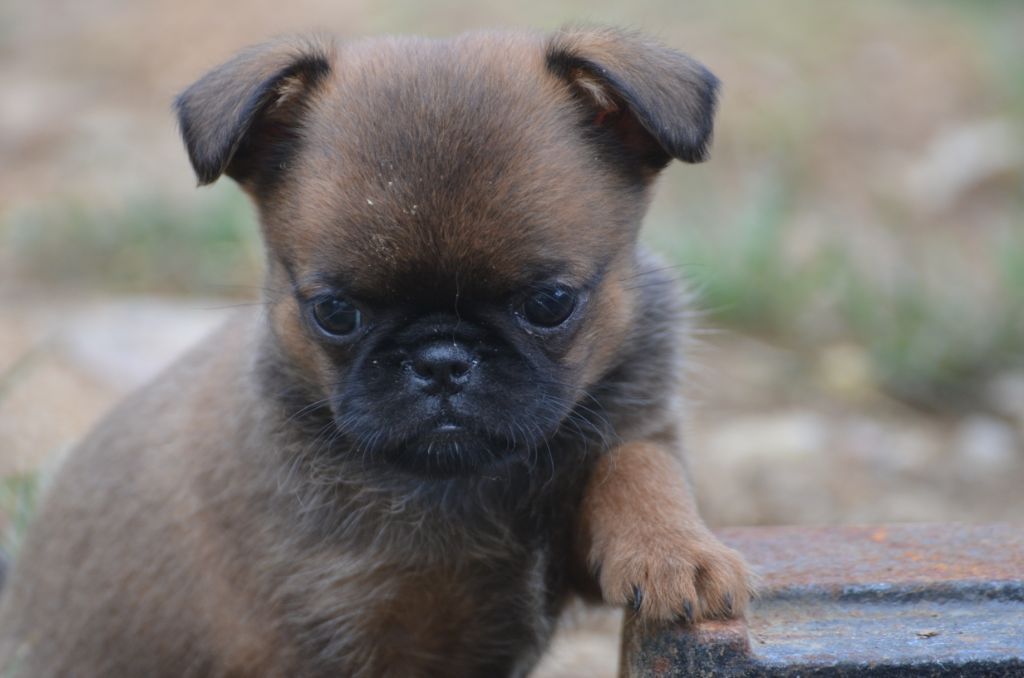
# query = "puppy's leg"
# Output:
<box><xmin>578</xmin><ymin>440</ymin><xmax>753</xmax><ymax>621</ymax></box>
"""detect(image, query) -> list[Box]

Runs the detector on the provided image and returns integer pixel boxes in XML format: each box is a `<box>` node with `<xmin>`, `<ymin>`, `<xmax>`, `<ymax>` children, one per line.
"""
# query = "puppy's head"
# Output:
<box><xmin>176</xmin><ymin>28</ymin><xmax>718</xmax><ymax>476</ymax></box>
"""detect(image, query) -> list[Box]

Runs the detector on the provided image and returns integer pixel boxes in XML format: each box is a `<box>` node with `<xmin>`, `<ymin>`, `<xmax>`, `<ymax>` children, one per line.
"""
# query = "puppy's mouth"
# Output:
<box><xmin>380</xmin><ymin>422</ymin><xmax>519</xmax><ymax>477</ymax></box>
<box><xmin>335</xmin><ymin>408</ymin><xmax>535</xmax><ymax>477</ymax></box>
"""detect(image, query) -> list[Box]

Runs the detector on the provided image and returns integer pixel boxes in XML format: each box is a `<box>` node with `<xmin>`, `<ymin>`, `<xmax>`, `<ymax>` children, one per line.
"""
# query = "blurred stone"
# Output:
<box><xmin>0</xmin><ymin>296</ymin><xmax>230</xmax><ymax>474</ymax></box>
<box><xmin>986</xmin><ymin>372</ymin><xmax>1024</xmax><ymax>427</ymax></box>
<box><xmin>816</xmin><ymin>343</ymin><xmax>878</xmax><ymax>403</ymax></box>
<box><xmin>695</xmin><ymin>412</ymin><xmax>834</xmax><ymax>525</ymax></box>
<box><xmin>60</xmin><ymin>298</ymin><xmax>230</xmax><ymax>390</ymax></box>
<box><xmin>705</xmin><ymin>411</ymin><xmax>828</xmax><ymax>464</ymax></box>
<box><xmin>953</xmin><ymin>415</ymin><xmax>1019</xmax><ymax>480</ymax></box>
<box><xmin>0</xmin><ymin>352</ymin><xmax>115</xmax><ymax>475</ymax></box>
<box><xmin>0</xmin><ymin>309</ymin><xmax>43</xmax><ymax>377</ymax></box>
<box><xmin>532</xmin><ymin>603</ymin><xmax>621</xmax><ymax>678</ymax></box>
<box><xmin>842</xmin><ymin>417</ymin><xmax>938</xmax><ymax>474</ymax></box>
<box><xmin>903</xmin><ymin>118</ymin><xmax>1022</xmax><ymax>215</ymax></box>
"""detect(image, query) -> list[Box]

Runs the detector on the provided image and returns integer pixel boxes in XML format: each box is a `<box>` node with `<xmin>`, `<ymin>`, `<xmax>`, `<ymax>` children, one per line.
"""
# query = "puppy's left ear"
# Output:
<box><xmin>546</xmin><ymin>26</ymin><xmax>720</xmax><ymax>171</ymax></box>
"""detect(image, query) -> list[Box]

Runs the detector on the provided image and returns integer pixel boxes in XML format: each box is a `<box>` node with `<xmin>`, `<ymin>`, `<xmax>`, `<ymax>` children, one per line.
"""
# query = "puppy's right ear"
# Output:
<box><xmin>547</xmin><ymin>26</ymin><xmax>719</xmax><ymax>171</ymax></box>
<box><xmin>175</xmin><ymin>36</ymin><xmax>334</xmax><ymax>187</ymax></box>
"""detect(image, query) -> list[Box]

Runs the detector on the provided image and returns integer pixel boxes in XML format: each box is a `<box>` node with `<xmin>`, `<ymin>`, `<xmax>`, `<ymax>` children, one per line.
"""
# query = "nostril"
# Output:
<box><xmin>448</xmin><ymin>358</ymin><xmax>471</xmax><ymax>380</ymax></box>
<box><xmin>411</xmin><ymin>355</ymin><xmax>435</xmax><ymax>380</ymax></box>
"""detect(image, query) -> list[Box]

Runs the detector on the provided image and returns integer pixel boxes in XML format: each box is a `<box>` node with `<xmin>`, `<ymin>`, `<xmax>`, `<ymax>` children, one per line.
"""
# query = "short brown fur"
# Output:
<box><xmin>0</xmin><ymin>27</ymin><xmax>751</xmax><ymax>677</ymax></box>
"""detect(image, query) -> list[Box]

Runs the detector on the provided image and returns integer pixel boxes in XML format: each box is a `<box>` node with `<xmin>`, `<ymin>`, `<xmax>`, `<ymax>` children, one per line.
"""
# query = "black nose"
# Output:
<box><xmin>410</xmin><ymin>342</ymin><xmax>475</xmax><ymax>393</ymax></box>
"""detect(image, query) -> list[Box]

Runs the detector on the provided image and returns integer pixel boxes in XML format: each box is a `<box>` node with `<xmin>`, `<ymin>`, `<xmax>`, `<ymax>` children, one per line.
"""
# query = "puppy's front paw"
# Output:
<box><xmin>593</xmin><ymin>528</ymin><xmax>752</xmax><ymax>622</ymax></box>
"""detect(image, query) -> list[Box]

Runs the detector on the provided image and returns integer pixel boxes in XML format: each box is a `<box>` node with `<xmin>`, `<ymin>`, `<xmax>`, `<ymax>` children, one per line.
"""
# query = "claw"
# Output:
<box><xmin>681</xmin><ymin>599</ymin><xmax>694</xmax><ymax>624</ymax></box>
<box><xmin>723</xmin><ymin>592</ymin><xmax>734</xmax><ymax>615</ymax></box>
<box><xmin>631</xmin><ymin>585</ymin><xmax>644</xmax><ymax>612</ymax></box>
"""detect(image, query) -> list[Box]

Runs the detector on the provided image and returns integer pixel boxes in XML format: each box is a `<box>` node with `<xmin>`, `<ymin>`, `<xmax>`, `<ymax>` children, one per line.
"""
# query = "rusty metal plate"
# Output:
<box><xmin>621</xmin><ymin>523</ymin><xmax>1024</xmax><ymax>677</ymax></box>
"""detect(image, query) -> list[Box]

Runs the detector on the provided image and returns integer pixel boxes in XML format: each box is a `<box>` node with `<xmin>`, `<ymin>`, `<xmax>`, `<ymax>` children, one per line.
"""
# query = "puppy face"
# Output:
<box><xmin>176</xmin><ymin>29</ymin><xmax>718</xmax><ymax>476</ymax></box>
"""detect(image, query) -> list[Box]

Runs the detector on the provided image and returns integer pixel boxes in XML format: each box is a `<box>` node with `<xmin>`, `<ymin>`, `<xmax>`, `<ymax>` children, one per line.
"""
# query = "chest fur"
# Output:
<box><xmin>270</xmin><ymin>541</ymin><xmax>560</xmax><ymax>677</ymax></box>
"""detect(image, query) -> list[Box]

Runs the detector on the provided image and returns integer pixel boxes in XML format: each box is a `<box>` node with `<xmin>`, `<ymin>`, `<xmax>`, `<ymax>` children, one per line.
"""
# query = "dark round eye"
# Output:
<box><xmin>311</xmin><ymin>296</ymin><xmax>362</xmax><ymax>336</ymax></box>
<box><xmin>522</xmin><ymin>285</ymin><xmax>578</xmax><ymax>327</ymax></box>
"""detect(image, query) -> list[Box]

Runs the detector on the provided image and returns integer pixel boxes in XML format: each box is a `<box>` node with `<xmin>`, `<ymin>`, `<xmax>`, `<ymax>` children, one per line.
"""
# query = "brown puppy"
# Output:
<box><xmin>0</xmin><ymin>27</ymin><xmax>751</xmax><ymax>677</ymax></box>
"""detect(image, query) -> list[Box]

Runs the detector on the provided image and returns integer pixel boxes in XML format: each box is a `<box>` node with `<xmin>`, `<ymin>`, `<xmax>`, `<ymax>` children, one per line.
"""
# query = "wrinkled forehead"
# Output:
<box><xmin>268</xmin><ymin>35</ymin><xmax>638</xmax><ymax>301</ymax></box>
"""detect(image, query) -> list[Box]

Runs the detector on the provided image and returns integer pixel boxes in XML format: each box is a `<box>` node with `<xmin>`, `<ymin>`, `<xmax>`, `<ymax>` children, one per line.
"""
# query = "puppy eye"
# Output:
<box><xmin>311</xmin><ymin>296</ymin><xmax>362</xmax><ymax>336</ymax></box>
<box><xmin>522</xmin><ymin>285</ymin><xmax>578</xmax><ymax>327</ymax></box>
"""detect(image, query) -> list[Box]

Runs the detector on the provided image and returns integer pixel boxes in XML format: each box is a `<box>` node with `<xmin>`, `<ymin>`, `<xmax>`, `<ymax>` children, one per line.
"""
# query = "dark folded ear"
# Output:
<box><xmin>174</xmin><ymin>36</ymin><xmax>334</xmax><ymax>187</ymax></box>
<box><xmin>546</xmin><ymin>26</ymin><xmax>720</xmax><ymax>170</ymax></box>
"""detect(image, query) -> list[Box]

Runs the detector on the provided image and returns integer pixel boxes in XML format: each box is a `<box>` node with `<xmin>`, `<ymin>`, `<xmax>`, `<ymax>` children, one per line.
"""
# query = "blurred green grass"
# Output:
<box><xmin>0</xmin><ymin>473</ymin><xmax>39</xmax><ymax>559</ymax></box>
<box><xmin>651</xmin><ymin>183</ymin><xmax>1024</xmax><ymax>411</ymax></box>
<box><xmin>3</xmin><ymin>185</ymin><xmax>262</xmax><ymax>297</ymax></box>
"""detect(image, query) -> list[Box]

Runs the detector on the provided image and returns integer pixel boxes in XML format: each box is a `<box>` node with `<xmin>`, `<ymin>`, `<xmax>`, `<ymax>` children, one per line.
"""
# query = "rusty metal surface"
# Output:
<box><xmin>622</xmin><ymin>523</ymin><xmax>1024</xmax><ymax>677</ymax></box>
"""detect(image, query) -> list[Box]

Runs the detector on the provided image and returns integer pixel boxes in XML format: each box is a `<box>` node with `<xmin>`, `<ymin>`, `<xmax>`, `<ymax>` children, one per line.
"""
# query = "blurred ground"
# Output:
<box><xmin>1</xmin><ymin>1</ymin><xmax>1023</xmax><ymax>530</ymax></box>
